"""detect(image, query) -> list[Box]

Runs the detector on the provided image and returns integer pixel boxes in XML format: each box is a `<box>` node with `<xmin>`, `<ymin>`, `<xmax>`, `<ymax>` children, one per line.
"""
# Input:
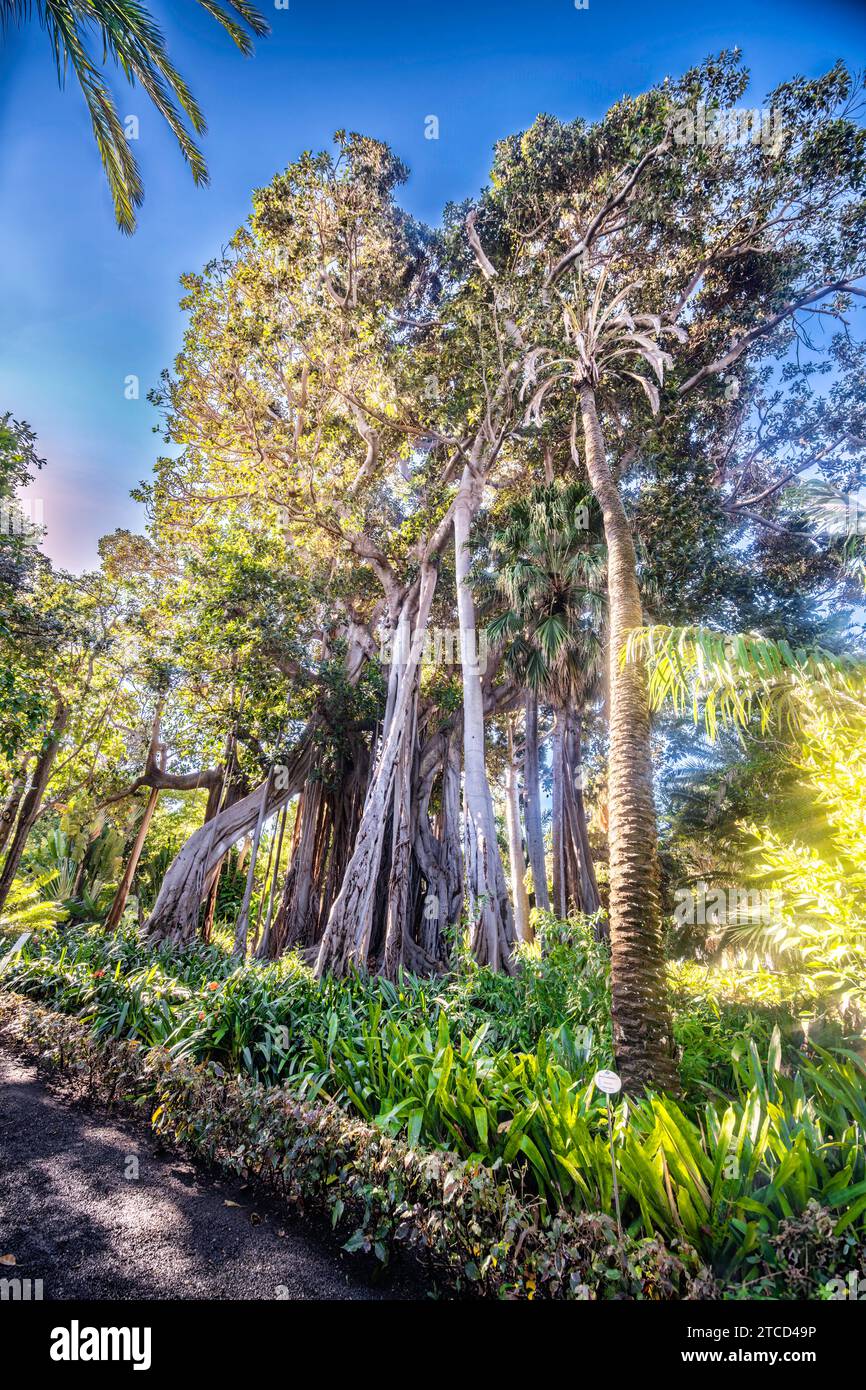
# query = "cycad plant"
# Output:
<box><xmin>523</xmin><ymin>268</ymin><xmax>686</xmax><ymax>1094</ymax></box>
<box><xmin>1</xmin><ymin>0</ymin><xmax>268</xmax><ymax>231</ymax></box>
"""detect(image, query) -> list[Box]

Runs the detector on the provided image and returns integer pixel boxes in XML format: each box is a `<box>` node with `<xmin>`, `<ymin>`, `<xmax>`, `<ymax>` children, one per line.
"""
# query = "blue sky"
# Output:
<box><xmin>1</xmin><ymin>0</ymin><xmax>864</xmax><ymax>570</ymax></box>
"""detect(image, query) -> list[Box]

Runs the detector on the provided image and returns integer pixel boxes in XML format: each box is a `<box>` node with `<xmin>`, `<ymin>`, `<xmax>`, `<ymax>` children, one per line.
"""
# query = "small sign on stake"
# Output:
<box><xmin>594</xmin><ymin>1068</ymin><xmax>623</xmax><ymax>1239</ymax></box>
<box><xmin>0</xmin><ymin>932</ymin><xmax>30</xmax><ymax>977</ymax></box>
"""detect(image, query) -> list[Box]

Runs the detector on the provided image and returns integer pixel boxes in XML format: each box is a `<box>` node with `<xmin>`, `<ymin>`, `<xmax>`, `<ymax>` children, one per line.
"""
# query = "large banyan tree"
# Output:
<box><xmin>86</xmin><ymin>54</ymin><xmax>865</xmax><ymax>1093</ymax></box>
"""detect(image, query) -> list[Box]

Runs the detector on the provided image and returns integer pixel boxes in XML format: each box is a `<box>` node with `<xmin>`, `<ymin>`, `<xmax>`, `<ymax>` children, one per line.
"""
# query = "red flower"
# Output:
<box><xmin>207</xmin><ymin>981</ymin><xmax>219</xmax><ymax>992</ymax></box>
<box><xmin>93</xmin><ymin>970</ymin><xmax>106</xmax><ymax>979</ymax></box>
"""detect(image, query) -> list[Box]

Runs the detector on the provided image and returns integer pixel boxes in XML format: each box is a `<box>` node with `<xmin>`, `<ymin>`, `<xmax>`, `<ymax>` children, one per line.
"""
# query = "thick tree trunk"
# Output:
<box><xmin>318</xmin><ymin>743</ymin><xmax>368</xmax><ymax>936</ymax></box>
<box><xmin>315</xmin><ymin>568</ymin><xmax>437</xmax><ymax>977</ymax></box>
<box><xmin>578</xmin><ymin>383</ymin><xmax>678</xmax><ymax>1094</ymax></box>
<box><xmin>523</xmin><ymin>693</ymin><xmax>550</xmax><ymax>913</ymax></box>
<box><xmin>0</xmin><ymin>699</ymin><xmax>68</xmax><ymax>914</ymax></box>
<box><xmin>454</xmin><ymin>464</ymin><xmax>516</xmax><ymax>972</ymax></box>
<box><xmin>505</xmin><ymin>723</ymin><xmax>531</xmax><ymax>942</ymax></box>
<box><xmin>414</xmin><ymin>729</ymin><xmax>463</xmax><ymax>963</ymax></box>
<box><xmin>104</xmin><ymin>787</ymin><xmax>160</xmax><ymax>931</ymax></box>
<box><xmin>381</xmin><ymin>681</ymin><xmax>418</xmax><ymax>978</ymax></box>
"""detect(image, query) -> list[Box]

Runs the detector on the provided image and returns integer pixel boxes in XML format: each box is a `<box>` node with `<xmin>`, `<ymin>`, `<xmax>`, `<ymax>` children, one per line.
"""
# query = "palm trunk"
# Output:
<box><xmin>454</xmin><ymin>464</ymin><xmax>516</xmax><ymax>971</ymax></box>
<box><xmin>523</xmin><ymin>693</ymin><xmax>550</xmax><ymax>912</ymax></box>
<box><xmin>0</xmin><ymin>698</ymin><xmax>68</xmax><ymax>914</ymax></box>
<box><xmin>578</xmin><ymin>382</ymin><xmax>678</xmax><ymax>1094</ymax></box>
<box><xmin>504</xmin><ymin>723</ymin><xmax>531</xmax><ymax>942</ymax></box>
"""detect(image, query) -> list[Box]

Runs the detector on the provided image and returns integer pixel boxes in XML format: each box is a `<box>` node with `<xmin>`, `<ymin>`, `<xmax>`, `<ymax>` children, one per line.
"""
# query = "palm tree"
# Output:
<box><xmin>522</xmin><ymin>269</ymin><xmax>685</xmax><ymax>1094</ymax></box>
<box><xmin>1</xmin><ymin>1</ymin><xmax>268</xmax><ymax>232</ymax></box>
<box><xmin>485</xmin><ymin>479</ymin><xmax>605</xmax><ymax>921</ymax></box>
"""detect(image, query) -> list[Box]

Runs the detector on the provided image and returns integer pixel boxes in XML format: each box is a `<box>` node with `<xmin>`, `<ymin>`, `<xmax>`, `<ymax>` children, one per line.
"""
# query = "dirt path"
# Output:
<box><xmin>0</xmin><ymin>1050</ymin><xmax>413</xmax><ymax>1301</ymax></box>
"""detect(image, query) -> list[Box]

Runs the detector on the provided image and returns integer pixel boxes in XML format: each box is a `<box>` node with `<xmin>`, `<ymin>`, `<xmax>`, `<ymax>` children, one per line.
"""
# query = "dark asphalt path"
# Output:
<box><xmin>0</xmin><ymin>1049</ymin><xmax>411</xmax><ymax>1301</ymax></box>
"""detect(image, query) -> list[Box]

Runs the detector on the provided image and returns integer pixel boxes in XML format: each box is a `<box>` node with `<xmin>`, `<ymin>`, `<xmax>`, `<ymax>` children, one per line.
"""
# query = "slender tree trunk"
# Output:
<box><xmin>255</xmin><ymin>803</ymin><xmax>288</xmax><ymax>959</ymax></box>
<box><xmin>454</xmin><ymin>464</ymin><xmax>516</xmax><ymax>971</ymax></box>
<box><xmin>105</xmin><ymin>787</ymin><xmax>160</xmax><ymax>931</ymax></box>
<box><xmin>523</xmin><ymin>693</ymin><xmax>550</xmax><ymax>913</ymax></box>
<box><xmin>0</xmin><ymin>761</ymin><xmax>28</xmax><ymax>860</ymax></box>
<box><xmin>567</xmin><ymin>714</ymin><xmax>602</xmax><ymax>921</ymax></box>
<box><xmin>578</xmin><ymin>383</ymin><xmax>678</xmax><ymax>1094</ymax></box>
<box><xmin>504</xmin><ymin>723</ymin><xmax>531</xmax><ymax>942</ymax></box>
<box><xmin>270</xmin><ymin>781</ymin><xmax>324</xmax><ymax>955</ymax></box>
<box><xmin>551</xmin><ymin>715</ymin><xmax>566</xmax><ymax>918</ymax></box>
<box><xmin>233</xmin><ymin>768</ymin><xmax>274</xmax><ymax>958</ymax></box>
<box><xmin>0</xmin><ymin>698</ymin><xmax>68</xmax><ymax>914</ymax></box>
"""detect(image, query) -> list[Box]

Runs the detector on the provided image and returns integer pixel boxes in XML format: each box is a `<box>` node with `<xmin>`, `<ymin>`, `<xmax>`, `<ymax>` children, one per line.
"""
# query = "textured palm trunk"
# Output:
<box><xmin>523</xmin><ymin>693</ymin><xmax>550</xmax><ymax>913</ymax></box>
<box><xmin>578</xmin><ymin>382</ymin><xmax>678</xmax><ymax>1094</ymax></box>
<box><xmin>504</xmin><ymin>723</ymin><xmax>532</xmax><ymax>942</ymax></box>
<box><xmin>0</xmin><ymin>698</ymin><xmax>68</xmax><ymax>914</ymax></box>
<box><xmin>454</xmin><ymin>464</ymin><xmax>516</xmax><ymax>971</ymax></box>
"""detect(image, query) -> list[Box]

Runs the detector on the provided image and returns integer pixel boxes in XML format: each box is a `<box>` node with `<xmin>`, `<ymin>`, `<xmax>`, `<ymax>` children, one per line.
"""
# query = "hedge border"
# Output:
<box><xmin>0</xmin><ymin>990</ymin><xmax>721</xmax><ymax>1301</ymax></box>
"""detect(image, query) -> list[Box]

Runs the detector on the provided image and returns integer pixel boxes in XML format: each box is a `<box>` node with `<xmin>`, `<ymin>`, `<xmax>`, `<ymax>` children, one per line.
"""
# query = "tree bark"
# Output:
<box><xmin>454</xmin><ymin>463</ymin><xmax>516</xmax><ymax>972</ymax></box>
<box><xmin>578</xmin><ymin>382</ymin><xmax>678</xmax><ymax>1094</ymax></box>
<box><xmin>104</xmin><ymin>787</ymin><xmax>160</xmax><ymax>931</ymax></box>
<box><xmin>505</xmin><ymin>722</ymin><xmax>532</xmax><ymax>942</ymax></box>
<box><xmin>233</xmin><ymin>767</ymin><xmax>274</xmax><ymax>958</ymax></box>
<box><xmin>551</xmin><ymin>714</ymin><xmax>566</xmax><ymax>919</ymax></box>
<box><xmin>269</xmin><ymin>781</ymin><xmax>324</xmax><ymax>955</ymax></box>
<box><xmin>0</xmin><ymin>761</ymin><xmax>28</xmax><ymax>860</ymax></box>
<box><xmin>0</xmin><ymin>698</ymin><xmax>69</xmax><ymax>914</ymax></box>
<box><xmin>142</xmin><ymin>724</ymin><xmax>314</xmax><ymax>946</ymax></box>
<box><xmin>523</xmin><ymin>693</ymin><xmax>550</xmax><ymax>913</ymax></box>
<box><xmin>315</xmin><ymin>568</ymin><xmax>437</xmax><ymax>977</ymax></box>
<box><xmin>254</xmin><ymin>802</ymin><xmax>288</xmax><ymax>959</ymax></box>
<box><xmin>557</xmin><ymin>708</ymin><xmax>601</xmax><ymax>919</ymax></box>
<box><xmin>381</xmin><ymin>676</ymin><xmax>418</xmax><ymax>978</ymax></box>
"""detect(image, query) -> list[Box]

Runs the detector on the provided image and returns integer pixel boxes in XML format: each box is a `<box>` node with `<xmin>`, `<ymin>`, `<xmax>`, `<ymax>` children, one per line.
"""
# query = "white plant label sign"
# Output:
<box><xmin>593</xmin><ymin>1068</ymin><xmax>622</xmax><ymax>1095</ymax></box>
